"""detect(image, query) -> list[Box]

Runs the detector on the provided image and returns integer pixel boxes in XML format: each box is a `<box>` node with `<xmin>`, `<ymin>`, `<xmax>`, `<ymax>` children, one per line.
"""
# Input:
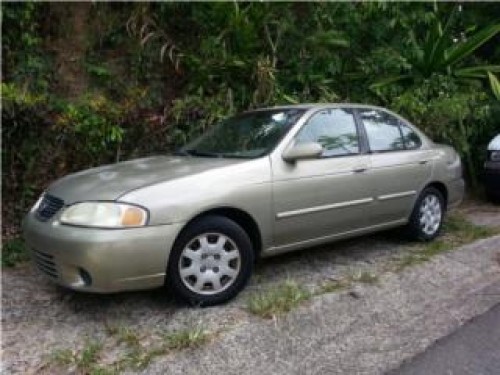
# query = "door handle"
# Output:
<box><xmin>418</xmin><ymin>160</ymin><xmax>429</xmax><ymax>165</ymax></box>
<box><xmin>352</xmin><ymin>167</ymin><xmax>367</xmax><ymax>173</ymax></box>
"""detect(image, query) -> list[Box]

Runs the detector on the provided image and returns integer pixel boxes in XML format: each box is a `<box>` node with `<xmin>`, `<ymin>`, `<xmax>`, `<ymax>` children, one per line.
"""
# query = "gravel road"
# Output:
<box><xmin>142</xmin><ymin>235</ymin><xmax>500</xmax><ymax>375</ymax></box>
<box><xmin>2</xmin><ymin>204</ymin><xmax>499</xmax><ymax>374</ymax></box>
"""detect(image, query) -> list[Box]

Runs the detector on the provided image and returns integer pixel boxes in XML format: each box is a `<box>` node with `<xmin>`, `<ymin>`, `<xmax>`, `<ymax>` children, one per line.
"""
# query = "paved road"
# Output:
<box><xmin>393</xmin><ymin>298</ymin><xmax>500</xmax><ymax>375</ymax></box>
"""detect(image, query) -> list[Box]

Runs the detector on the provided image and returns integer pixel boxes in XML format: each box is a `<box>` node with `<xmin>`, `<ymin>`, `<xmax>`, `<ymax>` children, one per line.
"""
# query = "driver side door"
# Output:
<box><xmin>271</xmin><ymin>108</ymin><xmax>374</xmax><ymax>249</ymax></box>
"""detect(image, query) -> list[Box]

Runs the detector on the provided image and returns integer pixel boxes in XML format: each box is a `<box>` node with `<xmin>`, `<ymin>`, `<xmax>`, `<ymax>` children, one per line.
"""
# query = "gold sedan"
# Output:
<box><xmin>23</xmin><ymin>104</ymin><xmax>464</xmax><ymax>305</ymax></box>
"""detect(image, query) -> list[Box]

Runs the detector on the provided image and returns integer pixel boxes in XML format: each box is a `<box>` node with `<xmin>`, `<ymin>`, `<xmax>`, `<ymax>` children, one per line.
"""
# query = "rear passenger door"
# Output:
<box><xmin>357</xmin><ymin>108</ymin><xmax>432</xmax><ymax>224</ymax></box>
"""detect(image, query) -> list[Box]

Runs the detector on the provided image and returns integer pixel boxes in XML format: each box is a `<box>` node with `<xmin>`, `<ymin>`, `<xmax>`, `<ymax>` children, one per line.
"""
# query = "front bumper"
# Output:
<box><xmin>22</xmin><ymin>212</ymin><xmax>184</xmax><ymax>293</ymax></box>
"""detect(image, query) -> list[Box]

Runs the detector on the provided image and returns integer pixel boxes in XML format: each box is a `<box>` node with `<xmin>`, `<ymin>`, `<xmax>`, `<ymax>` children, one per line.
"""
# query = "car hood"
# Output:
<box><xmin>47</xmin><ymin>156</ymin><xmax>246</xmax><ymax>204</ymax></box>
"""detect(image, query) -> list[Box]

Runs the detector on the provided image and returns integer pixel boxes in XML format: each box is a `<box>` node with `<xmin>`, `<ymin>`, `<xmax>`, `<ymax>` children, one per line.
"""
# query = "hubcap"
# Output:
<box><xmin>419</xmin><ymin>194</ymin><xmax>442</xmax><ymax>236</ymax></box>
<box><xmin>178</xmin><ymin>233</ymin><xmax>241</xmax><ymax>295</ymax></box>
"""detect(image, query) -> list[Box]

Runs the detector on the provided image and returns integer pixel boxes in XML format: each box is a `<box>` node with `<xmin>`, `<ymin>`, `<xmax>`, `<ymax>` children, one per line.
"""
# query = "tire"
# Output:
<box><xmin>406</xmin><ymin>187</ymin><xmax>445</xmax><ymax>241</ymax></box>
<box><xmin>166</xmin><ymin>215</ymin><xmax>254</xmax><ymax>306</ymax></box>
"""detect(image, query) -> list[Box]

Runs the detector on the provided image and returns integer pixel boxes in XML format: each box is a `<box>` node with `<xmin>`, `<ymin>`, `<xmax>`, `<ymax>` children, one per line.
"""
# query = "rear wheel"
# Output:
<box><xmin>406</xmin><ymin>187</ymin><xmax>445</xmax><ymax>241</ymax></box>
<box><xmin>167</xmin><ymin>215</ymin><xmax>254</xmax><ymax>306</ymax></box>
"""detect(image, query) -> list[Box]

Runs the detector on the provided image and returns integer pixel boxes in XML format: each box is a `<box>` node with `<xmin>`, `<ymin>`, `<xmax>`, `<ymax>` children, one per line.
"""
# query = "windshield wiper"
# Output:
<box><xmin>218</xmin><ymin>153</ymin><xmax>255</xmax><ymax>159</ymax></box>
<box><xmin>175</xmin><ymin>149</ymin><xmax>221</xmax><ymax>158</ymax></box>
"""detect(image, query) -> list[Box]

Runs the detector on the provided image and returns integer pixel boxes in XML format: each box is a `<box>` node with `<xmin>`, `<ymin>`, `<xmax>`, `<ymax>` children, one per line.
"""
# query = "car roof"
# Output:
<box><xmin>240</xmin><ymin>103</ymin><xmax>434</xmax><ymax>147</ymax></box>
<box><xmin>247</xmin><ymin>103</ymin><xmax>389</xmax><ymax>112</ymax></box>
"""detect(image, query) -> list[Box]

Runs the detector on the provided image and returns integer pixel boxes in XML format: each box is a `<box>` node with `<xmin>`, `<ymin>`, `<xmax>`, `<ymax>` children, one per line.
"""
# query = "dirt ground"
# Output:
<box><xmin>2</xmin><ymin>202</ymin><xmax>499</xmax><ymax>374</ymax></box>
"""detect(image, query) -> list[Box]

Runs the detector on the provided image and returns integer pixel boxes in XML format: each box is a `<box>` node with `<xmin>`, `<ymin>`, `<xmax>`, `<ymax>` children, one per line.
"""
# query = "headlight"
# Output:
<box><xmin>491</xmin><ymin>151</ymin><xmax>500</xmax><ymax>162</ymax></box>
<box><xmin>60</xmin><ymin>202</ymin><xmax>148</xmax><ymax>228</ymax></box>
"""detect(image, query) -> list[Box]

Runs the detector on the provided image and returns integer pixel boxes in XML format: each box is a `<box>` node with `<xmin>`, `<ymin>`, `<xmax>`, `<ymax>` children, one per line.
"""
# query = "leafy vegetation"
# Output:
<box><xmin>370</xmin><ymin>6</ymin><xmax>500</xmax><ymax>94</ymax></box>
<box><xmin>2</xmin><ymin>2</ymin><xmax>500</xmax><ymax>241</ymax></box>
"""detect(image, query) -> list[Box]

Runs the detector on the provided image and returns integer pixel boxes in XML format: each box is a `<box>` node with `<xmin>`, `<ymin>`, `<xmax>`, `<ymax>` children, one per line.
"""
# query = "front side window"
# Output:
<box><xmin>296</xmin><ymin>108</ymin><xmax>359</xmax><ymax>157</ymax></box>
<box><xmin>181</xmin><ymin>109</ymin><xmax>305</xmax><ymax>158</ymax></box>
<box><xmin>358</xmin><ymin>109</ymin><xmax>405</xmax><ymax>152</ymax></box>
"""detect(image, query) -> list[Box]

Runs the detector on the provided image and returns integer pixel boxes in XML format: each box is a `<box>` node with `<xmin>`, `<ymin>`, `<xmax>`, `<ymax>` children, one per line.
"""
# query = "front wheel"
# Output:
<box><xmin>167</xmin><ymin>215</ymin><xmax>254</xmax><ymax>306</ymax></box>
<box><xmin>406</xmin><ymin>187</ymin><xmax>445</xmax><ymax>241</ymax></box>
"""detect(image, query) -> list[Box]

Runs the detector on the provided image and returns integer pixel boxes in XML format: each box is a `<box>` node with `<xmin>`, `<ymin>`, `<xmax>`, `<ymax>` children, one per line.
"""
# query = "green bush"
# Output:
<box><xmin>2</xmin><ymin>2</ymin><xmax>499</xmax><ymax>240</ymax></box>
<box><xmin>391</xmin><ymin>78</ymin><xmax>498</xmax><ymax>188</ymax></box>
<box><xmin>1</xmin><ymin>83</ymin><xmax>157</xmax><ymax>238</ymax></box>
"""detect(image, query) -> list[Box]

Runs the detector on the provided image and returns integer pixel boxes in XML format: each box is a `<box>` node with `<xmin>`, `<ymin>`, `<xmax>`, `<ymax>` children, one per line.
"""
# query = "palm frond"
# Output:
<box><xmin>443</xmin><ymin>23</ymin><xmax>500</xmax><ymax>68</ymax></box>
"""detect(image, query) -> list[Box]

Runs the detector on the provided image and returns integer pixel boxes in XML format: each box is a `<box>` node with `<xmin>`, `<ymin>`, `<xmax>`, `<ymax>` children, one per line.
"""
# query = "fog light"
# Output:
<box><xmin>79</xmin><ymin>268</ymin><xmax>92</xmax><ymax>286</ymax></box>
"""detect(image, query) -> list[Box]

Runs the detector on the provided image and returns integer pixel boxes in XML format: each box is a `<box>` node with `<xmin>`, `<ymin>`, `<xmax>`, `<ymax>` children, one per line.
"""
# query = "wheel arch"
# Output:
<box><xmin>423</xmin><ymin>181</ymin><xmax>448</xmax><ymax>208</ymax></box>
<box><xmin>174</xmin><ymin>206</ymin><xmax>263</xmax><ymax>257</ymax></box>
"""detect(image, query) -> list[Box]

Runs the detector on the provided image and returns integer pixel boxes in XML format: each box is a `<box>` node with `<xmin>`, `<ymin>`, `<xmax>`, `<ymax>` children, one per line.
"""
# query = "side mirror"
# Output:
<box><xmin>282</xmin><ymin>142</ymin><xmax>323</xmax><ymax>162</ymax></box>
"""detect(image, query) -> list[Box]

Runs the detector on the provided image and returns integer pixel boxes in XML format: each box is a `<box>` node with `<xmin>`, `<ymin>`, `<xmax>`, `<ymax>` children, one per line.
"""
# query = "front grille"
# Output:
<box><xmin>32</xmin><ymin>249</ymin><xmax>58</xmax><ymax>279</ymax></box>
<box><xmin>36</xmin><ymin>194</ymin><xmax>64</xmax><ymax>221</ymax></box>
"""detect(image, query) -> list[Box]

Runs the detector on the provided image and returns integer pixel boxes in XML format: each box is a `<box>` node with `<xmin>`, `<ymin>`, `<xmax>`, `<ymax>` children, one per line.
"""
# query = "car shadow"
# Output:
<box><xmin>251</xmin><ymin>228</ymin><xmax>409</xmax><ymax>287</ymax></box>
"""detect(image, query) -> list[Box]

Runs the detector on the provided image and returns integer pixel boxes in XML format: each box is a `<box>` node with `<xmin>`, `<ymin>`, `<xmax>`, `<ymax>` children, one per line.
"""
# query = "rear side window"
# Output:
<box><xmin>296</xmin><ymin>108</ymin><xmax>359</xmax><ymax>157</ymax></box>
<box><xmin>399</xmin><ymin>122</ymin><xmax>422</xmax><ymax>149</ymax></box>
<box><xmin>358</xmin><ymin>109</ymin><xmax>404</xmax><ymax>152</ymax></box>
<box><xmin>358</xmin><ymin>109</ymin><xmax>422</xmax><ymax>152</ymax></box>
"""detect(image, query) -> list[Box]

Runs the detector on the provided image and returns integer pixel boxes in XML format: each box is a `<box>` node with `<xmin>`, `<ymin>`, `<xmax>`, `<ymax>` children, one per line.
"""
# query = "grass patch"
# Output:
<box><xmin>395</xmin><ymin>213</ymin><xmax>498</xmax><ymax>271</ymax></box>
<box><xmin>396</xmin><ymin>240</ymin><xmax>449</xmax><ymax>269</ymax></box>
<box><xmin>73</xmin><ymin>324</ymin><xmax>215</xmax><ymax>373</ymax></box>
<box><xmin>114</xmin><ymin>327</ymin><xmax>141</xmax><ymax>348</ymax></box>
<box><xmin>119</xmin><ymin>347</ymin><xmax>164</xmax><ymax>371</ymax></box>
<box><xmin>2</xmin><ymin>238</ymin><xmax>30</xmax><ymax>267</ymax></box>
<box><xmin>50</xmin><ymin>341</ymin><xmax>106</xmax><ymax>374</ymax></box>
<box><xmin>350</xmin><ymin>271</ymin><xmax>379</xmax><ymax>284</ymax></box>
<box><xmin>104</xmin><ymin>324</ymin><xmax>152</xmax><ymax>370</ymax></box>
<box><xmin>78</xmin><ymin>342</ymin><xmax>102</xmax><ymax>371</ymax></box>
<box><xmin>116</xmin><ymin>326</ymin><xmax>211</xmax><ymax>370</ymax></box>
<box><xmin>317</xmin><ymin>279</ymin><xmax>350</xmax><ymax>294</ymax></box>
<box><xmin>444</xmin><ymin>214</ymin><xmax>498</xmax><ymax>240</ymax></box>
<box><xmin>50</xmin><ymin>348</ymin><xmax>74</xmax><ymax>366</ymax></box>
<box><xmin>163</xmin><ymin>326</ymin><xmax>210</xmax><ymax>350</ymax></box>
<box><xmin>50</xmin><ymin>325</ymin><xmax>214</xmax><ymax>373</ymax></box>
<box><xmin>247</xmin><ymin>280</ymin><xmax>311</xmax><ymax>319</ymax></box>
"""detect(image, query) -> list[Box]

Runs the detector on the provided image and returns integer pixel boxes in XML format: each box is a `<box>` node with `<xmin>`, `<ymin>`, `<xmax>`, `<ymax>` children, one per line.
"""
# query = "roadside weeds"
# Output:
<box><xmin>47</xmin><ymin>324</ymin><xmax>215</xmax><ymax>374</ymax></box>
<box><xmin>246</xmin><ymin>280</ymin><xmax>312</xmax><ymax>319</ymax></box>
<box><xmin>393</xmin><ymin>214</ymin><xmax>499</xmax><ymax>271</ymax></box>
<box><xmin>245</xmin><ymin>213</ymin><xmax>499</xmax><ymax>320</ymax></box>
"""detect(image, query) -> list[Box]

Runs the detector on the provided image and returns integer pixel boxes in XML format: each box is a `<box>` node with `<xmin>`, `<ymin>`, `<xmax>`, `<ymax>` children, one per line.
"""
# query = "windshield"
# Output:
<box><xmin>179</xmin><ymin>109</ymin><xmax>305</xmax><ymax>158</ymax></box>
